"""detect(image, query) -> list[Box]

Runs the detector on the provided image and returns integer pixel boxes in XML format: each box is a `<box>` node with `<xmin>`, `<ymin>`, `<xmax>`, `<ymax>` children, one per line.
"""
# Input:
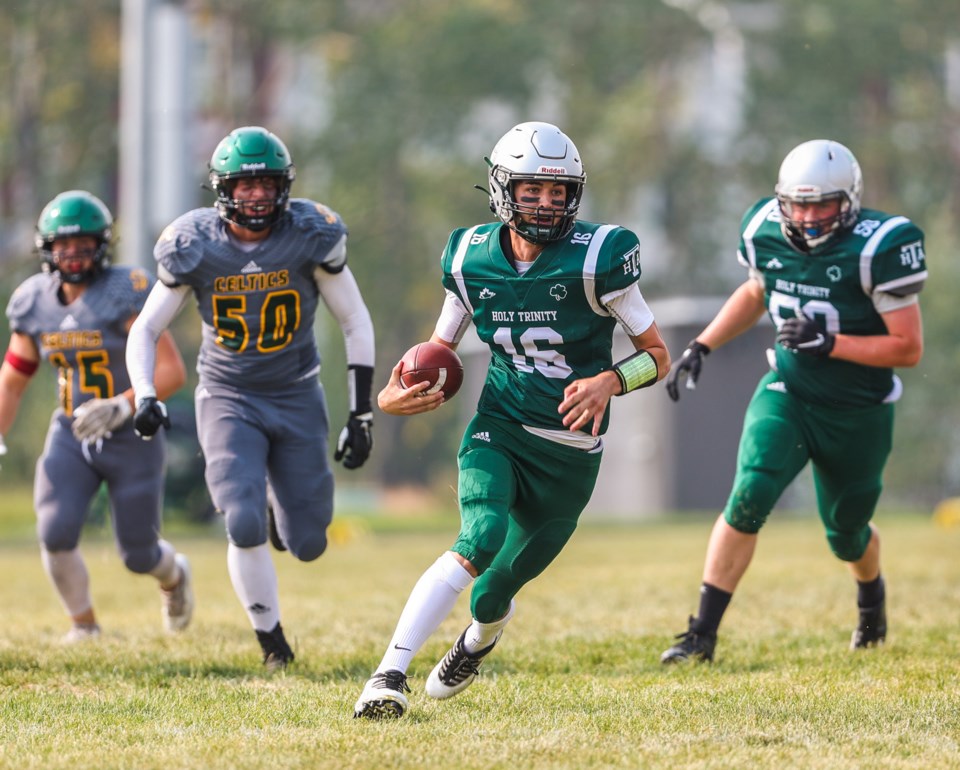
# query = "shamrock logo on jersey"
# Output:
<box><xmin>550</xmin><ymin>284</ymin><xmax>567</xmax><ymax>302</ymax></box>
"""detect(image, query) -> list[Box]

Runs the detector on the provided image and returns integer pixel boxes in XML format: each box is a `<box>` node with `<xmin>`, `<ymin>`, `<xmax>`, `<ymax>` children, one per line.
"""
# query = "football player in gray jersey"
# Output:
<box><xmin>126</xmin><ymin>126</ymin><xmax>376</xmax><ymax>670</ymax></box>
<box><xmin>661</xmin><ymin>140</ymin><xmax>926</xmax><ymax>664</ymax></box>
<box><xmin>0</xmin><ymin>191</ymin><xmax>192</xmax><ymax>643</ymax></box>
<box><xmin>354</xmin><ymin>122</ymin><xmax>669</xmax><ymax>719</ymax></box>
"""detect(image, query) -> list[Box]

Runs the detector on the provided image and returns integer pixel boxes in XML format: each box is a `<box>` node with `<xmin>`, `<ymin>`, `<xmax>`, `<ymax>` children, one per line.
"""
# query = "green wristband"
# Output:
<box><xmin>612</xmin><ymin>349</ymin><xmax>658</xmax><ymax>394</ymax></box>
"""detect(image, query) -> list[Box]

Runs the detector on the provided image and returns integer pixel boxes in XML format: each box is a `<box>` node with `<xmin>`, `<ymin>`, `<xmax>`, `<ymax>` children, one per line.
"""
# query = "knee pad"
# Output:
<box><xmin>121</xmin><ymin>543</ymin><xmax>159</xmax><ymax>575</ymax></box>
<box><xmin>724</xmin><ymin>468</ymin><xmax>779</xmax><ymax>534</ymax></box>
<box><xmin>452</xmin><ymin>505</ymin><xmax>507</xmax><ymax>574</ymax></box>
<box><xmin>826</xmin><ymin>526</ymin><xmax>872</xmax><ymax>562</ymax></box>
<box><xmin>287</xmin><ymin>530</ymin><xmax>328</xmax><ymax>562</ymax></box>
<box><xmin>37</xmin><ymin>523</ymin><xmax>81</xmax><ymax>554</ymax></box>
<box><xmin>225</xmin><ymin>508</ymin><xmax>267</xmax><ymax>549</ymax></box>
<box><xmin>470</xmin><ymin>568</ymin><xmax>515</xmax><ymax>623</ymax></box>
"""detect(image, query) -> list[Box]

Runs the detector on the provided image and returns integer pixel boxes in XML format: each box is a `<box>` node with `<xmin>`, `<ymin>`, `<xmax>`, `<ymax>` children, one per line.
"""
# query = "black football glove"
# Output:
<box><xmin>335</xmin><ymin>411</ymin><xmax>373</xmax><ymax>469</ymax></box>
<box><xmin>133</xmin><ymin>397</ymin><xmax>171</xmax><ymax>439</ymax></box>
<box><xmin>777</xmin><ymin>317</ymin><xmax>835</xmax><ymax>357</ymax></box>
<box><xmin>665</xmin><ymin>340</ymin><xmax>711</xmax><ymax>402</ymax></box>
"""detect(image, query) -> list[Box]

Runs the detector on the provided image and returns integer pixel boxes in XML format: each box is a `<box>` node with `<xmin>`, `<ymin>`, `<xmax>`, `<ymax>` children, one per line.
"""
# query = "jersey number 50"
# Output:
<box><xmin>213</xmin><ymin>291</ymin><xmax>301</xmax><ymax>353</ymax></box>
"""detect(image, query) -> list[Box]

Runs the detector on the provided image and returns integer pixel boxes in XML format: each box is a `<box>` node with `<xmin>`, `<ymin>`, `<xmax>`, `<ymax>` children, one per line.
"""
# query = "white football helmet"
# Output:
<box><xmin>487</xmin><ymin>121</ymin><xmax>585</xmax><ymax>244</ymax></box>
<box><xmin>775</xmin><ymin>139</ymin><xmax>862</xmax><ymax>251</ymax></box>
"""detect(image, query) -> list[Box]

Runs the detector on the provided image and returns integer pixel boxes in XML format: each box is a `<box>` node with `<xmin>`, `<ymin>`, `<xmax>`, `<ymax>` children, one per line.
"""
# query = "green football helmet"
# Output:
<box><xmin>208</xmin><ymin>126</ymin><xmax>296</xmax><ymax>231</ymax></box>
<box><xmin>35</xmin><ymin>190</ymin><xmax>113</xmax><ymax>283</ymax></box>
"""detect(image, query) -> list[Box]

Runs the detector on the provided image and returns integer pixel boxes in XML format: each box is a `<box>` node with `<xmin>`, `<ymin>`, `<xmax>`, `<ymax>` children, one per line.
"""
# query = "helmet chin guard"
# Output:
<box><xmin>487</xmin><ymin>122</ymin><xmax>585</xmax><ymax>244</ymax></box>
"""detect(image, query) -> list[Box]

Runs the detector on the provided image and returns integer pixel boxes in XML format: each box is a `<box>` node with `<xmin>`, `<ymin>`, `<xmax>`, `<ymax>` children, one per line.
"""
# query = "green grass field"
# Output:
<box><xmin>0</xmin><ymin>510</ymin><xmax>958</xmax><ymax>769</ymax></box>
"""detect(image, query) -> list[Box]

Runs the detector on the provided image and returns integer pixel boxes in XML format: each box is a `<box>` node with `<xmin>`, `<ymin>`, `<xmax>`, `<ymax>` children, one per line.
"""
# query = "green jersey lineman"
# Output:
<box><xmin>662</xmin><ymin>140</ymin><xmax>926</xmax><ymax>665</ymax></box>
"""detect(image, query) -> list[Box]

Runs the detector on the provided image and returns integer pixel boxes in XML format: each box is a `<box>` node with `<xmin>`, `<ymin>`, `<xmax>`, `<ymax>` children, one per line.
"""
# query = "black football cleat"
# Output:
<box><xmin>256</xmin><ymin>622</ymin><xmax>295</xmax><ymax>671</ymax></box>
<box><xmin>660</xmin><ymin>616</ymin><xmax>717</xmax><ymax>664</ymax></box>
<box><xmin>850</xmin><ymin>601</ymin><xmax>887</xmax><ymax>649</ymax></box>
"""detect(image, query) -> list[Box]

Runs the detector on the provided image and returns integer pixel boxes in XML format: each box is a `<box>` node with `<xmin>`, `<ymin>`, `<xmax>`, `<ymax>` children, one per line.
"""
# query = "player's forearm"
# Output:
<box><xmin>829</xmin><ymin>333</ymin><xmax>923</xmax><ymax>369</ymax></box>
<box><xmin>152</xmin><ymin>331</ymin><xmax>188</xmax><ymax>401</ymax></box>
<box><xmin>698</xmin><ymin>281</ymin><xmax>767</xmax><ymax>351</ymax></box>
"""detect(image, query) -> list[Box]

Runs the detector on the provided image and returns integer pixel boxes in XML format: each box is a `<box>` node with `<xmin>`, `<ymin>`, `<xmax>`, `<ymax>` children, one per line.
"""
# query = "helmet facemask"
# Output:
<box><xmin>210</xmin><ymin>171</ymin><xmax>294</xmax><ymax>231</ymax></box>
<box><xmin>777</xmin><ymin>191</ymin><xmax>853</xmax><ymax>251</ymax></box>
<box><xmin>487</xmin><ymin>122</ymin><xmax>586</xmax><ymax>245</ymax></box>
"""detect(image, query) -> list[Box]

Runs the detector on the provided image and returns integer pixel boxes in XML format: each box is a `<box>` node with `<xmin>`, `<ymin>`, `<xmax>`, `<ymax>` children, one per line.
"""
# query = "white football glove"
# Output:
<box><xmin>72</xmin><ymin>395</ymin><xmax>133</xmax><ymax>442</ymax></box>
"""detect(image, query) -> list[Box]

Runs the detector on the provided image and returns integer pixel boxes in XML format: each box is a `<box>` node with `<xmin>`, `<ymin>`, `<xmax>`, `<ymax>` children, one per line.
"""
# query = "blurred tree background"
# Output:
<box><xmin>1</xmin><ymin>0</ymin><xmax>958</xmax><ymax>516</ymax></box>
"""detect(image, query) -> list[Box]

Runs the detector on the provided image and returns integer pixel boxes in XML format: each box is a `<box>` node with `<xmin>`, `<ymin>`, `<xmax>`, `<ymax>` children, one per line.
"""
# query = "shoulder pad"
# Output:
<box><xmin>5</xmin><ymin>274</ymin><xmax>50</xmax><ymax>331</ymax></box>
<box><xmin>99</xmin><ymin>265</ymin><xmax>156</xmax><ymax>316</ymax></box>
<box><xmin>154</xmin><ymin>208</ymin><xmax>219</xmax><ymax>281</ymax></box>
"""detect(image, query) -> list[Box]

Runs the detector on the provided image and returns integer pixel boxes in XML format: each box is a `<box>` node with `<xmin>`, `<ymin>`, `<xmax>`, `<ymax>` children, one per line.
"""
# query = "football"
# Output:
<box><xmin>399</xmin><ymin>342</ymin><xmax>464</xmax><ymax>400</ymax></box>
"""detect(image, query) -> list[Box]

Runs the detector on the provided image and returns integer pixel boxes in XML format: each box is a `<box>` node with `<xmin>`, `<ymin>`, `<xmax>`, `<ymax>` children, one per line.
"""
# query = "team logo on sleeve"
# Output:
<box><xmin>621</xmin><ymin>244</ymin><xmax>641</xmax><ymax>277</ymax></box>
<box><xmin>900</xmin><ymin>240</ymin><xmax>925</xmax><ymax>270</ymax></box>
<box><xmin>550</xmin><ymin>284</ymin><xmax>567</xmax><ymax>302</ymax></box>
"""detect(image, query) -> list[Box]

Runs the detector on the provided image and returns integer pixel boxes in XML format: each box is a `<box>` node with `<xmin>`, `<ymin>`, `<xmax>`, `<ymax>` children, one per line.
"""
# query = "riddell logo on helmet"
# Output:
<box><xmin>56</xmin><ymin>224</ymin><xmax>82</xmax><ymax>234</ymax></box>
<box><xmin>240</xmin><ymin>162</ymin><xmax>267</xmax><ymax>171</ymax></box>
<box><xmin>538</xmin><ymin>166</ymin><xmax>566</xmax><ymax>175</ymax></box>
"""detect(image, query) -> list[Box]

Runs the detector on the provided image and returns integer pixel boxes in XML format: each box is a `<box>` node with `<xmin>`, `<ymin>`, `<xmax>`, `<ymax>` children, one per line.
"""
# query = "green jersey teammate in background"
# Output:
<box><xmin>354</xmin><ymin>121</ymin><xmax>670</xmax><ymax>719</ymax></box>
<box><xmin>661</xmin><ymin>140</ymin><xmax>926</xmax><ymax>664</ymax></box>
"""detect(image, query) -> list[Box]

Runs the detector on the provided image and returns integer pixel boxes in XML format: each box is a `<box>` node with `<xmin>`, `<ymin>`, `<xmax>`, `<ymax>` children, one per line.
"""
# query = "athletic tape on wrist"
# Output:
<box><xmin>611</xmin><ymin>349</ymin><xmax>658</xmax><ymax>394</ymax></box>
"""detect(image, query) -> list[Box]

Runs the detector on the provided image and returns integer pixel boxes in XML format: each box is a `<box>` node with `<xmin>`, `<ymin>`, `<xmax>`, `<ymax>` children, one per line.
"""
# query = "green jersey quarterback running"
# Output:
<box><xmin>441</xmin><ymin>219</ymin><xmax>646</xmax><ymax>434</ymax></box>
<box><xmin>354</xmin><ymin>122</ymin><xmax>670</xmax><ymax>721</ymax></box>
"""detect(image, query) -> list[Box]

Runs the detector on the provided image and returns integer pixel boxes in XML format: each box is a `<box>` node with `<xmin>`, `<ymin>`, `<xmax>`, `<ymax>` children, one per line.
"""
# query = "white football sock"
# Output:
<box><xmin>464</xmin><ymin>599</ymin><xmax>516</xmax><ymax>652</ymax></box>
<box><xmin>41</xmin><ymin>548</ymin><xmax>93</xmax><ymax>618</ymax></box>
<box><xmin>148</xmin><ymin>539</ymin><xmax>180</xmax><ymax>589</ymax></box>
<box><xmin>376</xmin><ymin>551</ymin><xmax>474</xmax><ymax>674</ymax></box>
<box><xmin>227</xmin><ymin>543</ymin><xmax>280</xmax><ymax>632</ymax></box>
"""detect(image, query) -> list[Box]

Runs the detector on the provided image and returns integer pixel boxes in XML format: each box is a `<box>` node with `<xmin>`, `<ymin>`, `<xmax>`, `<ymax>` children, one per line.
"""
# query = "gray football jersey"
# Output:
<box><xmin>6</xmin><ymin>266</ymin><xmax>154</xmax><ymax>415</ymax></box>
<box><xmin>155</xmin><ymin>200</ymin><xmax>347</xmax><ymax>390</ymax></box>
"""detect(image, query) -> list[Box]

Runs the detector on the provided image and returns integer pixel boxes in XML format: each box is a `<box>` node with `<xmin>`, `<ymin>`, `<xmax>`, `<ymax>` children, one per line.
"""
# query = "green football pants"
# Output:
<box><xmin>724</xmin><ymin>371</ymin><xmax>894</xmax><ymax>562</ymax></box>
<box><xmin>452</xmin><ymin>414</ymin><xmax>602</xmax><ymax>623</ymax></box>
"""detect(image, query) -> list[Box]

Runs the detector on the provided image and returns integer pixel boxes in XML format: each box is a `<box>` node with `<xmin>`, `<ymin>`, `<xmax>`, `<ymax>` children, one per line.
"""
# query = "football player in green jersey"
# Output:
<box><xmin>660</xmin><ymin>140</ymin><xmax>926</xmax><ymax>664</ymax></box>
<box><xmin>1</xmin><ymin>191</ymin><xmax>192</xmax><ymax>643</ymax></box>
<box><xmin>354</xmin><ymin>121</ymin><xmax>670</xmax><ymax>719</ymax></box>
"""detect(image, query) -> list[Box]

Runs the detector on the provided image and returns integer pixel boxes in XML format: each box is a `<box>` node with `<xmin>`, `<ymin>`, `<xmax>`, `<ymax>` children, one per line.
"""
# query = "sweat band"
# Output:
<box><xmin>611</xmin><ymin>349</ymin><xmax>658</xmax><ymax>394</ymax></box>
<box><xmin>4</xmin><ymin>349</ymin><xmax>39</xmax><ymax>377</ymax></box>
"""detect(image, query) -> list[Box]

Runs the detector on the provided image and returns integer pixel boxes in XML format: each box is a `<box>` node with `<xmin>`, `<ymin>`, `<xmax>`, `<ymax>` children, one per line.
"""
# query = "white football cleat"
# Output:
<box><xmin>61</xmin><ymin>623</ymin><xmax>101</xmax><ymax>645</ymax></box>
<box><xmin>425</xmin><ymin>628</ymin><xmax>501</xmax><ymax>699</ymax></box>
<box><xmin>353</xmin><ymin>670</ymin><xmax>411</xmax><ymax>719</ymax></box>
<box><xmin>161</xmin><ymin>554</ymin><xmax>194</xmax><ymax>632</ymax></box>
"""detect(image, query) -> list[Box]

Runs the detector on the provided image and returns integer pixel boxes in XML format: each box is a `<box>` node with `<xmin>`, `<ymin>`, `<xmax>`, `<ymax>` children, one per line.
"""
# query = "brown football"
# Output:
<box><xmin>399</xmin><ymin>342</ymin><xmax>464</xmax><ymax>400</ymax></box>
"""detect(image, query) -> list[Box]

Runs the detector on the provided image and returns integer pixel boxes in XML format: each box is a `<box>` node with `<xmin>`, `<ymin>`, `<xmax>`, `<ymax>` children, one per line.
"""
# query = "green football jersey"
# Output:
<box><xmin>440</xmin><ymin>221</ymin><xmax>644</xmax><ymax>434</ymax></box>
<box><xmin>738</xmin><ymin>197</ymin><xmax>927</xmax><ymax>407</ymax></box>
